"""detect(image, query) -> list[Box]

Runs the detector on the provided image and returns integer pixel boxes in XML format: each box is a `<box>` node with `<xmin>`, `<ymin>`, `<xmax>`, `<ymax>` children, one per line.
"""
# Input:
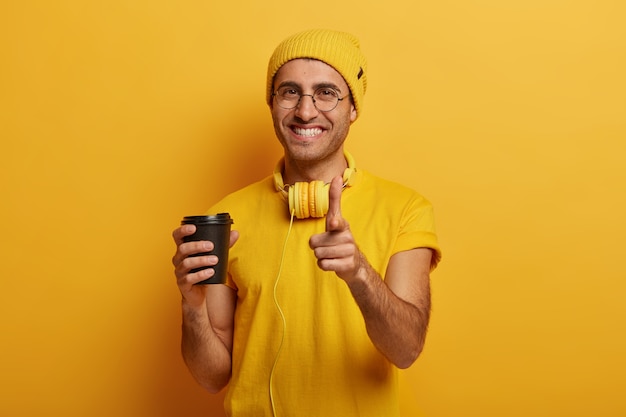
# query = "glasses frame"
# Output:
<box><xmin>271</xmin><ymin>86</ymin><xmax>350</xmax><ymax>112</ymax></box>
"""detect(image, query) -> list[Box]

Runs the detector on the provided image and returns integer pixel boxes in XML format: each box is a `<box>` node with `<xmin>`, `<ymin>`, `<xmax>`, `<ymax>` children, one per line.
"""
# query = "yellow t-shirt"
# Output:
<box><xmin>209</xmin><ymin>167</ymin><xmax>441</xmax><ymax>417</ymax></box>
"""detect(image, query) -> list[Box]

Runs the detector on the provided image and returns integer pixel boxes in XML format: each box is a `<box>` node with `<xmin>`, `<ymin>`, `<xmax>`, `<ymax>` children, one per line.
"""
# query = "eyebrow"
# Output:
<box><xmin>276</xmin><ymin>81</ymin><xmax>344</xmax><ymax>94</ymax></box>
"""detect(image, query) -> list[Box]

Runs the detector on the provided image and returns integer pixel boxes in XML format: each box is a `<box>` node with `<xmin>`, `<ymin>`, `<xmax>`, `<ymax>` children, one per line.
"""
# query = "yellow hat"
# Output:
<box><xmin>266</xmin><ymin>29</ymin><xmax>368</xmax><ymax>118</ymax></box>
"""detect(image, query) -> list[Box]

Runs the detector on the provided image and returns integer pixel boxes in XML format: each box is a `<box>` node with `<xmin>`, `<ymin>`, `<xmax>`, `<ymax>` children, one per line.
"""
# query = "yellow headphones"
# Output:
<box><xmin>273</xmin><ymin>152</ymin><xmax>357</xmax><ymax>219</ymax></box>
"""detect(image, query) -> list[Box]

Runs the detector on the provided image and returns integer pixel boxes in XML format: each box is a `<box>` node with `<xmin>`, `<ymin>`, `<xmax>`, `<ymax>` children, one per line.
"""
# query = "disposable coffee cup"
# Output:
<box><xmin>181</xmin><ymin>213</ymin><xmax>234</xmax><ymax>285</ymax></box>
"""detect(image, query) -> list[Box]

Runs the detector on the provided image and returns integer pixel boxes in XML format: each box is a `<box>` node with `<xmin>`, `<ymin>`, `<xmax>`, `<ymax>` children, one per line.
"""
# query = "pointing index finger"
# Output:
<box><xmin>326</xmin><ymin>176</ymin><xmax>347</xmax><ymax>232</ymax></box>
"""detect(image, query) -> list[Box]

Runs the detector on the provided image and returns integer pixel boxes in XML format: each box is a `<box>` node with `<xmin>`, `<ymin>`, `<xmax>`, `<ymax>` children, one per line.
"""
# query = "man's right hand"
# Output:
<box><xmin>172</xmin><ymin>225</ymin><xmax>239</xmax><ymax>308</ymax></box>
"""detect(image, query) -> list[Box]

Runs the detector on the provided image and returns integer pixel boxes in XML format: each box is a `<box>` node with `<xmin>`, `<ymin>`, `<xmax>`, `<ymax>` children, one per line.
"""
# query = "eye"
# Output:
<box><xmin>278</xmin><ymin>87</ymin><xmax>300</xmax><ymax>99</ymax></box>
<box><xmin>315</xmin><ymin>88</ymin><xmax>339</xmax><ymax>101</ymax></box>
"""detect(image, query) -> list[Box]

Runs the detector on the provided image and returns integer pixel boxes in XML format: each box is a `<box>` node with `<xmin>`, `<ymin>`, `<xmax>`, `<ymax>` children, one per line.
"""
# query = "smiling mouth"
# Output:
<box><xmin>292</xmin><ymin>126</ymin><xmax>323</xmax><ymax>138</ymax></box>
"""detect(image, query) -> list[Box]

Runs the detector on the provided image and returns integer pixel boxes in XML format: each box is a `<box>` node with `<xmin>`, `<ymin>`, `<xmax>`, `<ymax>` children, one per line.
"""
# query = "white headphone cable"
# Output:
<box><xmin>269</xmin><ymin>209</ymin><xmax>295</xmax><ymax>416</ymax></box>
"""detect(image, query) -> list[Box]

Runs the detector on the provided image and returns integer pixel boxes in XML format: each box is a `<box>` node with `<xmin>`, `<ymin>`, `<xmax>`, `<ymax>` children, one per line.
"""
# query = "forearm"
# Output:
<box><xmin>347</xmin><ymin>253</ymin><xmax>431</xmax><ymax>369</ymax></box>
<box><xmin>181</xmin><ymin>301</ymin><xmax>232</xmax><ymax>393</ymax></box>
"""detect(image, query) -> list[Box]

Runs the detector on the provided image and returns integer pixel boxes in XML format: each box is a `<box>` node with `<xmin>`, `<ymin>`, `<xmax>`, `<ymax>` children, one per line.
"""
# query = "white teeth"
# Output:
<box><xmin>293</xmin><ymin>127</ymin><xmax>322</xmax><ymax>137</ymax></box>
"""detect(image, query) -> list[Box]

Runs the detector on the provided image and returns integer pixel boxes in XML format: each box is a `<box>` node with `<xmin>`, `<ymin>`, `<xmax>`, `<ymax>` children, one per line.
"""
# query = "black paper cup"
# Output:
<box><xmin>181</xmin><ymin>213</ymin><xmax>234</xmax><ymax>285</ymax></box>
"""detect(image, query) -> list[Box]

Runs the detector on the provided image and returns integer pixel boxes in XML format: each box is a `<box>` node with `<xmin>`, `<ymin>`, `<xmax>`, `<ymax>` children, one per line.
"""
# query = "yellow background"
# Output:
<box><xmin>1</xmin><ymin>0</ymin><xmax>625</xmax><ymax>416</ymax></box>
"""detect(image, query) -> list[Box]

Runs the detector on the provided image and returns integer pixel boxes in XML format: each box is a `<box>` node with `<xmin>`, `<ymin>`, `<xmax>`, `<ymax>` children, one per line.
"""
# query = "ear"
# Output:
<box><xmin>350</xmin><ymin>103</ymin><xmax>357</xmax><ymax>123</ymax></box>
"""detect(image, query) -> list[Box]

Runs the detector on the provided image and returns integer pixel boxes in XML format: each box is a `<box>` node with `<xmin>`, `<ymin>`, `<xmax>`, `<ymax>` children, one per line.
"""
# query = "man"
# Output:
<box><xmin>172</xmin><ymin>29</ymin><xmax>442</xmax><ymax>417</ymax></box>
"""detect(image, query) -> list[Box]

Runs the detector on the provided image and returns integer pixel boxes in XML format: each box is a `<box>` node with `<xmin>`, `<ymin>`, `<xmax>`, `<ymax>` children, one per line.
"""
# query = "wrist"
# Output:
<box><xmin>181</xmin><ymin>297</ymin><xmax>208</xmax><ymax>320</ymax></box>
<box><xmin>346</xmin><ymin>252</ymin><xmax>372</xmax><ymax>288</ymax></box>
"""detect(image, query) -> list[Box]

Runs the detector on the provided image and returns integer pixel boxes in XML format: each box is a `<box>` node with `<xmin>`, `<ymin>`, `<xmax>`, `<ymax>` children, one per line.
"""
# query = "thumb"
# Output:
<box><xmin>326</xmin><ymin>176</ymin><xmax>347</xmax><ymax>232</ymax></box>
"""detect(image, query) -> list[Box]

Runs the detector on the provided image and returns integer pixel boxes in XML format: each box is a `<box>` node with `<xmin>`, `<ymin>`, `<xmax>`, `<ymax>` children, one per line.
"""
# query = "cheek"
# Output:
<box><xmin>331</xmin><ymin>115</ymin><xmax>352</xmax><ymax>140</ymax></box>
<box><xmin>270</xmin><ymin>109</ymin><xmax>287</xmax><ymax>139</ymax></box>
<box><xmin>270</xmin><ymin>104</ymin><xmax>288</xmax><ymax>122</ymax></box>
<box><xmin>269</xmin><ymin>106</ymin><xmax>281</xmax><ymax>127</ymax></box>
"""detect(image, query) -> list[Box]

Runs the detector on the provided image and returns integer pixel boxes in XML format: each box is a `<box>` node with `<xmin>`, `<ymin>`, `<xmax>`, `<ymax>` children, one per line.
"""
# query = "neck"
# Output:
<box><xmin>282</xmin><ymin>150</ymin><xmax>348</xmax><ymax>185</ymax></box>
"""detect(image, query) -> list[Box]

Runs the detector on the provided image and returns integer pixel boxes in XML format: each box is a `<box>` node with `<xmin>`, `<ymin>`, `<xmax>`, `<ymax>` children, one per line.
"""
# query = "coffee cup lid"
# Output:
<box><xmin>181</xmin><ymin>213</ymin><xmax>234</xmax><ymax>225</ymax></box>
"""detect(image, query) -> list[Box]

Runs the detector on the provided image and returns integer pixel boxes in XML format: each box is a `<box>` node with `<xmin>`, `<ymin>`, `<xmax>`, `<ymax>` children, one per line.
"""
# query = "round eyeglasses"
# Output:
<box><xmin>272</xmin><ymin>86</ymin><xmax>349</xmax><ymax>112</ymax></box>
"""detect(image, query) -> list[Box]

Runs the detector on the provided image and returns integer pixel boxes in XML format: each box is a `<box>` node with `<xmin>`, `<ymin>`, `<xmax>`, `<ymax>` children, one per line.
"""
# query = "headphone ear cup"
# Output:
<box><xmin>308</xmin><ymin>182</ymin><xmax>317</xmax><ymax>218</ymax></box>
<box><xmin>309</xmin><ymin>181</ymin><xmax>328</xmax><ymax>218</ymax></box>
<box><xmin>299</xmin><ymin>182</ymin><xmax>310</xmax><ymax>219</ymax></box>
<box><xmin>289</xmin><ymin>182</ymin><xmax>310</xmax><ymax>219</ymax></box>
<box><xmin>288</xmin><ymin>181</ymin><xmax>328</xmax><ymax>219</ymax></box>
<box><xmin>314</xmin><ymin>181</ymin><xmax>329</xmax><ymax>218</ymax></box>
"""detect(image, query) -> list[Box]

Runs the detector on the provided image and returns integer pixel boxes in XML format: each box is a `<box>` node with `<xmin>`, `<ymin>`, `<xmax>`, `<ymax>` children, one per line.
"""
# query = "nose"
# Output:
<box><xmin>294</xmin><ymin>94</ymin><xmax>319</xmax><ymax>121</ymax></box>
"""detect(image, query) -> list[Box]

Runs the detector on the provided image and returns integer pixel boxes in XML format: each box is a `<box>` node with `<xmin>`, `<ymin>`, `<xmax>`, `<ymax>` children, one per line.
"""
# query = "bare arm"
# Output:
<box><xmin>309</xmin><ymin>177</ymin><xmax>432</xmax><ymax>368</ymax></box>
<box><xmin>345</xmin><ymin>248</ymin><xmax>431</xmax><ymax>368</ymax></box>
<box><xmin>172</xmin><ymin>226</ymin><xmax>238</xmax><ymax>393</ymax></box>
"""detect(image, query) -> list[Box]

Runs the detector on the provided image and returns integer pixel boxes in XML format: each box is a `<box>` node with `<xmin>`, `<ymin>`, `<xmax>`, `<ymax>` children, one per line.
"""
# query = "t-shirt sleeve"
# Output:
<box><xmin>392</xmin><ymin>194</ymin><xmax>442</xmax><ymax>270</ymax></box>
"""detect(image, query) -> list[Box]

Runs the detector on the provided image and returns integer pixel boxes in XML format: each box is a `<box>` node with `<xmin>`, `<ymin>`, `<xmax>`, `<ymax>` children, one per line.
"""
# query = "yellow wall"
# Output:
<box><xmin>2</xmin><ymin>1</ymin><xmax>625</xmax><ymax>416</ymax></box>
